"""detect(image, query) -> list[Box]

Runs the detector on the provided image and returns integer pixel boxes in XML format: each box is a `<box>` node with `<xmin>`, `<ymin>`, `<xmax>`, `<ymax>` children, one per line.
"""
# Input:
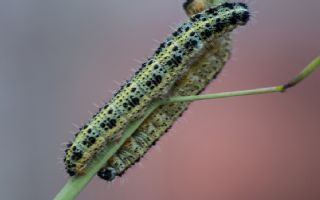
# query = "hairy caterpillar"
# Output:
<box><xmin>98</xmin><ymin>35</ymin><xmax>232</xmax><ymax>181</ymax></box>
<box><xmin>64</xmin><ymin>2</ymin><xmax>250</xmax><ymax>176</ymax></box>
<box><xmin>97</xmin><ymin>1</ymin><xmax>250</xmax><ymax>181</ymax></box>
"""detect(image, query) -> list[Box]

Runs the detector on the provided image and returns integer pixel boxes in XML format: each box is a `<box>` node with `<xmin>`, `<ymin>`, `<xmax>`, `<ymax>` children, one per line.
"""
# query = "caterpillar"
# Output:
<box><xmin>98</xmin><ymin>34</ymin><xmax>232</xmax><ymax>181</ymax></box>
<box><xmin>97</xmin><ymin>1</ymin><xmax>250</xmax><ymax>181</ymax></box>
<box><xmin>64</xmin><ymin>1</ymin><xmax>250</xmax><ymax>176</ymax></box>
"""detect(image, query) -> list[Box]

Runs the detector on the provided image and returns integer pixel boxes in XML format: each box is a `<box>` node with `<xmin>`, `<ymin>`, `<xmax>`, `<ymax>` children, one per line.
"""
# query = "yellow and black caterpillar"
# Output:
<box><xmin>97</xmin><ymin>34</ymin><xmax>232</xmax><ymax>181</ymax></box>
<box><xmin>97</xmin><ymin>0</ymin><xmax>246</xmax><ymax>181</ymax></box>
<box><xmin>64</xmin><ymin>2</ymin><xmax>250</xmax><ymax>177</ymax></box>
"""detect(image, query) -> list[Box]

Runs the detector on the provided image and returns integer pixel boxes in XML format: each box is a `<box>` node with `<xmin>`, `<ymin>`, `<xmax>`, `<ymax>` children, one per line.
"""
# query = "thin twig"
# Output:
<box><xmin>53</xmin><ymin>56</ymin><xmax>319</xmax><ymax>200</ymax></box>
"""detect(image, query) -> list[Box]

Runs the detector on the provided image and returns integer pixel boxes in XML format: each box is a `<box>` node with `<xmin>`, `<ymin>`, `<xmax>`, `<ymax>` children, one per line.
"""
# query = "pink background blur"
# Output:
<box><xmin>0</xmin><ymin>0</ymin><xmax>319</xmax><ymax>199</ymax></box>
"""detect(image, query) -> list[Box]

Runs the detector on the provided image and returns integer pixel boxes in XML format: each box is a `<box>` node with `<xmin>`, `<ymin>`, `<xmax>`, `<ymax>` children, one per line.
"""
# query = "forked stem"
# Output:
<box><xmin>53</xmin><ymin>56</ymin><xmax>319</xmax><ymax>200</ymax></box>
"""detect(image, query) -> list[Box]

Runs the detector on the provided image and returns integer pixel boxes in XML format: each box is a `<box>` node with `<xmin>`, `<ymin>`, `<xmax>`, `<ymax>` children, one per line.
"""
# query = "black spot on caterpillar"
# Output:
<box><xmin>97</xmin><ymin>1</ymin><xmax>250</xmax><ymax>181</ymax></box>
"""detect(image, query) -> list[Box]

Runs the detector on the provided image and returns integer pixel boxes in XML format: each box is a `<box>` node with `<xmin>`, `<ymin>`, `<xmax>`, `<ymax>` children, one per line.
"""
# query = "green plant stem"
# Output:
<box><xmin>54</xmin><ymin>102</ymin><xmax>161</xmax><ymax>200</ymax></box>
<box><xmin>53</xmin><ymin>56</ymin><xmax>319</xmax><ymax>200</ymax></box>
<box><xmin>283</xmin><ymin>56</ymin><xmax>320</xmax><ymax>90</ymax></box>
<box><xmin>163</xmin><ymin>86</ymin><xmax>283</xmax><ymax>104</ymax></box>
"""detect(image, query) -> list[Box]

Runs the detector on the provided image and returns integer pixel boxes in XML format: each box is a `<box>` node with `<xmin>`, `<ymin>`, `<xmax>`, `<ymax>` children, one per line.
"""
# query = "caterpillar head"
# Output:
<box><xmin>184</xmin><ymin>0</ymin><xmax>209</xmax><ymax>16</ymax></box>
<box><xmin>97</xmin><ymin>167</ymin><xmax>117</xmax><ymax>181</ymax></box>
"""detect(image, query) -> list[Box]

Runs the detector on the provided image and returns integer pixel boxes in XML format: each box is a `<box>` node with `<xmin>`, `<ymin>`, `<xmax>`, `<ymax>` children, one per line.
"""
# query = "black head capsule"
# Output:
<box><xmin>97</xmin><ymin>167</ymin><xmax>117</xmax><ymax>181</ymax></box>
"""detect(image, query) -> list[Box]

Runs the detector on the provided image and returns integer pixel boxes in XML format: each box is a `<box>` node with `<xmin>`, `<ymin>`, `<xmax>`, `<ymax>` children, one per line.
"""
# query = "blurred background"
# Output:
<box><xmin>0</xmin><ymin>0</ymin><xmax>319</xmax><ymax>199</ymax></box>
